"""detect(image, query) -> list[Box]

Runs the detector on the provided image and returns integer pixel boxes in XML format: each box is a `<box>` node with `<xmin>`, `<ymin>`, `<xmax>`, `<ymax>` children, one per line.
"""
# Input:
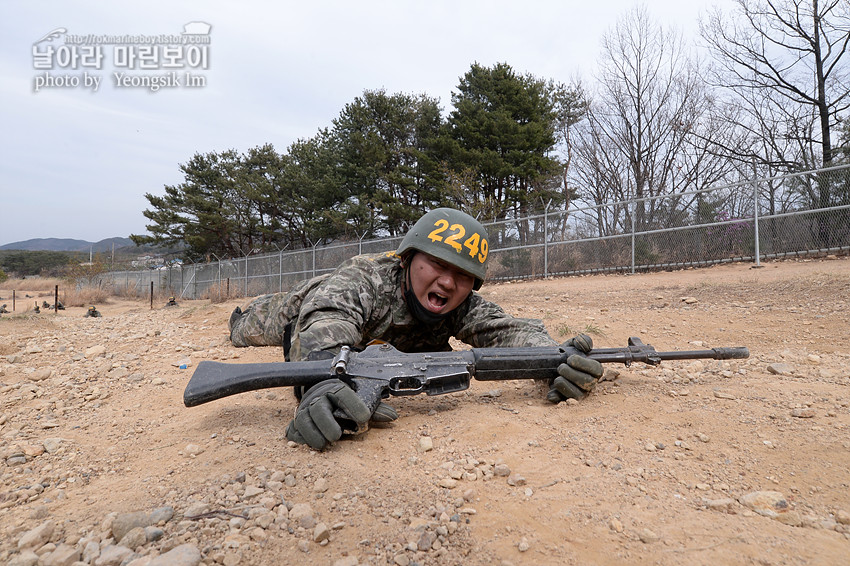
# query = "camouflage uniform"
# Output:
<box><xmin>85</xmin><ymin>307</ymin><xmax>102</xmax><ymax>318</ymax></box>
<box><xmin>230</xmin><ymin>251</ymin><xmax>557</xmax><ymax>360</ymax></box>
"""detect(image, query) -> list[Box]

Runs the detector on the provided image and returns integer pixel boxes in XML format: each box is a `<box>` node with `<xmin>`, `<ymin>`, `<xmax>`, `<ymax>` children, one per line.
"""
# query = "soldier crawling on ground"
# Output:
<box><xmin>228</xmin><ymin>207</ymin><xmax>604</xmax><ymax>451</ymax></box>
<box><xmin>85</xmin><ymin>305</ymin><xmax>102</xmax><ymax>318</ymax></box>
<box><xmin>0</xmin><ymin>304</ymin><xmax>9</xmax><ymax>314</ymax></box>
<box><xmin>42</xmin><ymin>300</ymin><xmax>67</xmax><ymax>310</ymax></box>
<box><xmin>164</xmin><ymin>296</ymin><xmax>179</xmax><ymax>307</ymax></box>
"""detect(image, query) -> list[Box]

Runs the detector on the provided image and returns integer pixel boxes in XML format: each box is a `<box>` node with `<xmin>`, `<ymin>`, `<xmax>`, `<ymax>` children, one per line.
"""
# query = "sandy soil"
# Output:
<box><xmin>1</xmin><ymin>256</ymin><xmax>849</xmax><ymax>565</ymax></box>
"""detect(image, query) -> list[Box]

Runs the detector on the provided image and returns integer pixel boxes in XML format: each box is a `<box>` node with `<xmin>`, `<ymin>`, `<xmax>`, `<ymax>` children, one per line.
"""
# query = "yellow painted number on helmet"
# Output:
<box><xmin>477</xmin><ymin>237</ymin><xmax>488</xmax><ymax>263</ymax></box>
<box><xmin>427</xmin><ymin>219</ymin><xmax>488</xmax><ymax>264</ymax></box>
<box><xmin>443</xmin><ymin>224</ymin><xmax>465</xmax><ymax>252</ymax></box>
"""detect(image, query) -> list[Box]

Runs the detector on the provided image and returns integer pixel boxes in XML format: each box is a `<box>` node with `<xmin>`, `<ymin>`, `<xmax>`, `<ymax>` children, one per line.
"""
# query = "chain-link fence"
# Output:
<box><xmin>103</xmin><ymin>164</ymin><xmax>850</xmax><ymax>300</ymax></box>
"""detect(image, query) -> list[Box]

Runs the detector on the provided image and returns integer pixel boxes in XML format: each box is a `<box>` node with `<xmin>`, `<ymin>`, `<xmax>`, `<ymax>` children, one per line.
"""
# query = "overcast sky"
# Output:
<box><xmin>0</xmin><ymin>0</ymin><xmax>734</xmax><ymax>246</ymax></box>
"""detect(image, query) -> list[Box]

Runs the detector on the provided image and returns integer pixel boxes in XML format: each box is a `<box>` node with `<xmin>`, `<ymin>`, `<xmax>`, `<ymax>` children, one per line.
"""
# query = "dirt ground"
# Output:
<box><xmin>1</xmin><ymin>256</ymin><xmax>849</xmax><ymax>566</ymax></box>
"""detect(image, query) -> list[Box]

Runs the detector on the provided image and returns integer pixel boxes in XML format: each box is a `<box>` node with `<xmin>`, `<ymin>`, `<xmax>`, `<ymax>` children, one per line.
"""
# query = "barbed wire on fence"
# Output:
<box><xmin>102</xmin><ymin>165</ymin><xmax>850</xmax><ymax>300</ymax></box>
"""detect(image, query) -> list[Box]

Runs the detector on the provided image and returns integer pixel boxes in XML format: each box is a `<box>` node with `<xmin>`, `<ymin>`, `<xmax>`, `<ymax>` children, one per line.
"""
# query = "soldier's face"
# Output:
<box><xmin>408</xmin><ymin>253</ymin><xmax>475</xmax><ymax>315</ymax></box>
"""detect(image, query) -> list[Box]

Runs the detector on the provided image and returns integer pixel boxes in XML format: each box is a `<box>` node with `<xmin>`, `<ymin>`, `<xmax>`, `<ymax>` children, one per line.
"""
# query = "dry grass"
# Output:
<box><xmin>0</xmin><ymin>277</ymin><xmax>113</xmax><ymax>309</ymax></box>
<box><xmin>63</xmin><ymin>287</ymin><xmax>113</xmax><ymax>308</ymax></box>
<box><xmin>1</xmin><ymin>277</ymin><xmax>65</xmax><ymax>293</ymax></box>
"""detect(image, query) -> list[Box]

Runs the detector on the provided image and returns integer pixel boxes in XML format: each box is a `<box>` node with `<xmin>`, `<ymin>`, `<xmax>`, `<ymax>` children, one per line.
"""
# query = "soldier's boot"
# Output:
<box><xmin>228</xmin><ymin>307</ymin><xmax>243</xmax><ymax>331</ymax></box>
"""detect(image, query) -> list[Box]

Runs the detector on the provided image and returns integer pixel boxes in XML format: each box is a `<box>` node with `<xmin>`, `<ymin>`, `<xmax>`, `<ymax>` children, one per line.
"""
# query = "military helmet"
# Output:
<box><xmin>397</xmin><ymin>208</ymin><xmax>490</xmax><ymax>290</ymax></box>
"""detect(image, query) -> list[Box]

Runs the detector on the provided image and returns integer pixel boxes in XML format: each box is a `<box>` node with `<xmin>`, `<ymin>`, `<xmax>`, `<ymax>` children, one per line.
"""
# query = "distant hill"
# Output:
<box><xmin>0</xmin><ymin>237</ymin><xmax>137</xmax><ymax>252</ymax></box>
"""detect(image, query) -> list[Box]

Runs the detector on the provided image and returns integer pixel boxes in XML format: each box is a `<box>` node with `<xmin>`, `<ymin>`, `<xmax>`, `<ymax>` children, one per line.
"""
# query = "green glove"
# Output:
<box><xmin>285</xmin><ymin>379</ymin><xmax>398</xmax><ymax>450</ymax></box>
<box><xmin>548</xmin><ymin>334</ymin><xmax>604</xmax><ymax>403</ymax></box>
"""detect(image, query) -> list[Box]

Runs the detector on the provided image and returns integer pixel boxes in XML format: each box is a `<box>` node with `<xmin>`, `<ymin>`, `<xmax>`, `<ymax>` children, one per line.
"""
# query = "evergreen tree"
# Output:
<box><xmin>440</xmin><ymin>62</ymin><xmax>564</xmax><ymax>222</ymax></box>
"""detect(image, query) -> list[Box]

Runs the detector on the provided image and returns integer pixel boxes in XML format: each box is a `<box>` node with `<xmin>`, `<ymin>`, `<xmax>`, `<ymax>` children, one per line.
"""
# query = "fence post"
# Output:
<box><xmin>243</xmin><ymin>251</ymin><xmax>250</xmax><ymax>297</ymax></box>
<box><xmin>544</xmin><ymin>207</ymin><xmax>548</xmax><ymax>278</ymax></box>
<box><xmin>752</xmin><ymin>168</ymin><xmax>762</xmax><ymax>268</ymax></box>
<box><xmin>631</xmin><ymin>199</ymin><xmax>636</xmax><ymax>274</ymax></box>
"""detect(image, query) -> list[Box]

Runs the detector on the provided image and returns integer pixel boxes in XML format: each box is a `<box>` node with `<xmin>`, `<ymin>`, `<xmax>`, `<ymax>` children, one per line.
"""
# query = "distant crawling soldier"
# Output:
<box><xmin>164</xmin><ymin>296</ymin><xmax>179</xmax><ymax>307</ymax></box>
<box><xmin>0</xmin><ymin>304</ymin><xmax>9</xmax><ymax>314</ymax></box>
<box><xmin>55</xmin><ymin>300</ymin><xmax>65</xmax><ymax>310</ymax></box>
<box><xmin>85</xmin><ymin>305</ymin><xmax>102</xmax><ymax>318</ymax></box>
<box><xmin>42</xmin><ymin>301</ymin><xmax>50</xmax><ymax>309</ymax></box>
<box><xmin>33</xmin><ymin>303</ymin><xmax>40</xmax><ymax>314</ymax></box>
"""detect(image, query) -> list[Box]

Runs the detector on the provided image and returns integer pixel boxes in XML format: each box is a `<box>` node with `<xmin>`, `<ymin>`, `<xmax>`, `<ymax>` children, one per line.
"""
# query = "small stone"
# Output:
<box><xmin>638</xmin><ymin>528</ymin><xmax>660</xmax><ymax>543</ymax></box>
<box><xmin>507</xmin><ymin>474</ymin><xmax>526</xmax><ymax>486</ymax></box>
<box><xmin>493</xmin><ymin>464</ymin><xmax>511</xmax><ymax>477</ymax></box>
<box><xmin>289</xmin><ymin>503</ymin><xmax>317</xmax><ymax>529</ymax></box>
<box><xmin>313</xmin><ymin>522</ymin><xmax>330</xmax><ymax>543</ymax></box>
<box><xmin>42</xmin><ymin>438</ymin><xmax>64</xmax><ymax>453</ymax></box>
<box><xmin>42</xmin><ymin>542</ymin><xmax>81</xmax><ymax>565</ymax></box>
<box><xmin>8</xmin><ymin>550</ymin><xmax>39</xmax><ymax>566</ymax></box>
<box><xmin>29</xmin><ymin>369</ymin><xmax>52</xmax><ymax>381</ymax></box>
<box><xmin>609</xmin><ymin>518</ymin><xmax>624</xmax><ymax>532</ymax></box>
<box><xmin>118</xmin><ymin>527</ymin><xmax>147</xmax><ymax>550</ymax></box>
<box><xmin>791</xmin><ymin>408</ymin><xmax>815</xmax><ymax>418</ymax></box>
<box><xmin>739</xmin><ymin>491</ymin><xmax>790</xmax><ymax>518</ymax></box>
<box><xmin>418</xmin><ymin>437</ymin><xmax>433</xmax><ymax>452</ymax></box>
<box><xmin>184</xmin><ymin>444</ymin><xmax>204</xmax><ymax>456</ymax></box>
<box><xmin>17</xmin><ymin>521</ymin><xmax>54</xmax><ymax>550</ymax></box>
<box><xmin>96</xmin><ymin>544</ymin><xmax>134</xmax><ymax>566</ymax></box>
<box><xmin>517</xmin><ymin>537</ymin><xmax>530</xmax><ymax>552</ymax></box>
<box><xmin>84</xmin><ymin>345</ymin><xmax>106</xmax><ymax>358</ymax></box>
<box><xmin>767</xmin><ymin>363</ymin><xmax>793</xmax><ymax>375</ymax></box>
<box><xmin>112</xmin><ymin>511</ymin><xmax>152</xmax><ymax>541</ymax></box>
<box><xmin>147</xmin><ymin>543</ymin><xmax>202</xmax><ymax>566</ymax></box>
<box><xmin>243</xmin><ymin>485</ymin><xmax>264</xmax><ymax>498</ymax></box>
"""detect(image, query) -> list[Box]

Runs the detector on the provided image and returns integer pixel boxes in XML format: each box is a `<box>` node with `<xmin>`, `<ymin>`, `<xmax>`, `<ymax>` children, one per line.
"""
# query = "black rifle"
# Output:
<box><xmin>183</xmin><ymin>338</ymin><xmax>749</xmax><ymax>409</ymax></box>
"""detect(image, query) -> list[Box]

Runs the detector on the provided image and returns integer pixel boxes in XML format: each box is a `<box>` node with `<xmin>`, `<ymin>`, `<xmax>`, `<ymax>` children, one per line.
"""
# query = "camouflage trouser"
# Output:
<box><xmin>229</xmin><ymin>293</ymin><xmax>291</xmax><ymax>347</ymax></box>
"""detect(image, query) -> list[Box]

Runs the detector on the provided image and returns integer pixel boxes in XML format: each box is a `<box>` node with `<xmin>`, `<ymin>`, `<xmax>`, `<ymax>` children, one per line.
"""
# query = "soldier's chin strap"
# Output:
<box><xmin>402</xmin><ymin>253</ymin><xmax>450</xmax><ymax>325</ymax></box>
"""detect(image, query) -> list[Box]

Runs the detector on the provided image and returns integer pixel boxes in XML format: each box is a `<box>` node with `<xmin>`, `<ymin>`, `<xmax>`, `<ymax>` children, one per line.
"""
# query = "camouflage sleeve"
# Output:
<box><xmin>289</xmin><ymin>260</ymin><xmax>383</xmax><ymax>360</ymax></box>
<box><xmin>454</xmin><ymin>293</ymin><xmax>559</xmax><ymax>348</ymax></box>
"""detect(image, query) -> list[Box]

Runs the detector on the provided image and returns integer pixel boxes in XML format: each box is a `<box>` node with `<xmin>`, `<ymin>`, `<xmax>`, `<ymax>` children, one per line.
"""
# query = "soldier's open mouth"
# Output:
<box><xmin>428</xmin><ymin>292</ymin><xmax>448</xmax><ymax>310</ymax></box>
